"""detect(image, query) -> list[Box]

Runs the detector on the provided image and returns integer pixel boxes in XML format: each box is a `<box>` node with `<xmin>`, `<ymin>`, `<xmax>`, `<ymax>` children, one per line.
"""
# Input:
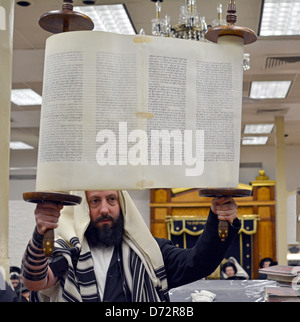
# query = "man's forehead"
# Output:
<box><xmin>85</xmin><ymin>190</ymin><xmax>119</xmax><ymax>198</ymax></box>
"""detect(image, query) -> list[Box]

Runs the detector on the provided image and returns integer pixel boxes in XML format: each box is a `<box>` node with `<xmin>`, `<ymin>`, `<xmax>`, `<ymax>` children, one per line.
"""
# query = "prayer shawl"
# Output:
<box><xmin>35</xmin><ymin>190</ymin><xmax>169</xmax><ymax>302</ymax></box>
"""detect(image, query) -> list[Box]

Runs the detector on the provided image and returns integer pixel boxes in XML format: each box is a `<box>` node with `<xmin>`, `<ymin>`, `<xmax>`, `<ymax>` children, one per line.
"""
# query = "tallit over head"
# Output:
<box><xmin>56</xmin><ymin>190</ymin><xmax>165</xmax><ymax>279</ymax></box>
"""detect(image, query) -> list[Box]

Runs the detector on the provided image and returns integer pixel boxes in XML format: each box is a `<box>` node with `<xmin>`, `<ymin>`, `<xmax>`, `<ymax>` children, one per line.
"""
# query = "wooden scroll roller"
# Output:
<box><xmin>22</xmin><ymin>1</ymin><xmax>92</xmax><ymax>257</ymax></box>
<box><xmin>198</xmin><ymin>188</ymin><xmax>252</xmax><ymax>241</ymax></box>
<box><xmin>23</xmin><ymin>192</ymin><xmax>82</xmax><ymax>257</ymax></box>
<box><xmin>199</xmin><ymin>1</ymin><xmax>257</xmax><ymax>241</ymax></box>
<box><xmin>38</xmin><ymin>0</ymin><xmax>94</xmax><ymax>34</ymax></box>
<box><xmin>205</xmin><ymin>0</ymin><xmax>257</xmax><ymax>45</ymax></box>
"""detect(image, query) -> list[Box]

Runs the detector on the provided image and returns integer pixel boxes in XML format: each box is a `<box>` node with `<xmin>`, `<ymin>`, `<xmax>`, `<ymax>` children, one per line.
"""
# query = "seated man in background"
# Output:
<box><xmin>22</xmin><ymin>190</ymin><xmax>240</xmax><ymax>302</ymax></box>
<box><xmin>221</xmin><ymin>257</ymin><xmax>249</xmax><ymax>280</ymax></box>
<box><xmin>258</xmin><ymin>257</ymin><xmax>277</xmax><ymax>279</ymax></box>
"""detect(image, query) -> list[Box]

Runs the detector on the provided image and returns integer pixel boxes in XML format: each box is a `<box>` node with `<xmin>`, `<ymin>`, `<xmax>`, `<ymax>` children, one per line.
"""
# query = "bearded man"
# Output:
<box><xmin>22</xmin><ymin>190</ymin><xmax>240</xmax><ymax>302</ymax></box>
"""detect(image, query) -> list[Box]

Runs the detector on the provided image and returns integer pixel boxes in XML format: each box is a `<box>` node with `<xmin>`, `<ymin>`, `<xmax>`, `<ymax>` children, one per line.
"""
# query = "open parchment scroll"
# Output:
<box><xmin>36</xmin><ymin>31</ymin><xmax>244</xmax><ymax>191</ymax></box>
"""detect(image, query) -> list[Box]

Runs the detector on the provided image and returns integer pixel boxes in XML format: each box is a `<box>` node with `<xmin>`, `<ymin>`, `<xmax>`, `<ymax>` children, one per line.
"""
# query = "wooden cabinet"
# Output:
<box><xmin>251</xmin><ymin>171</ymin><xmax>276</xmax><ymax>278</ymax></box>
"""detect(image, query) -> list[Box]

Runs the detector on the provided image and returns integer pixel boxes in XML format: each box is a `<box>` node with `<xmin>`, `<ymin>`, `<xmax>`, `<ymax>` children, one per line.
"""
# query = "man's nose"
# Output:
<box><xmin>99</xmin><ymin>200</ymin><xmax>109</xmax><ymax>215</ymax></box>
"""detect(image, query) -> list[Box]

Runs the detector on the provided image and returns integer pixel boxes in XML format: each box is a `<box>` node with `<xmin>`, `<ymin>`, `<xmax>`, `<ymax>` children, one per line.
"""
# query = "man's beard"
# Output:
<box><xmin>85</xmin><ymin>211</ymin><xmax>124</xmax><ymax>248</ymax></box>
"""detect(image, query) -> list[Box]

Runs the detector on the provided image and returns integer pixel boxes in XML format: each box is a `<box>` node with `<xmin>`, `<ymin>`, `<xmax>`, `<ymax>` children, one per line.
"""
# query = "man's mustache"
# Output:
<box><xmin>93</xmin><ymin>214</ymin><xmax>114</xmax><ymax>224</ymax></box>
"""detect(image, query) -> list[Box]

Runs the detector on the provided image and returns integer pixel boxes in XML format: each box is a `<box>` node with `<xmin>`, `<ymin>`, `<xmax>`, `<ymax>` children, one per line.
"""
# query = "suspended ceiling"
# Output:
<box><xmin>10</xmin><ymin>0</ymin><xmax>300</xmax><ymax>167</ymax></box>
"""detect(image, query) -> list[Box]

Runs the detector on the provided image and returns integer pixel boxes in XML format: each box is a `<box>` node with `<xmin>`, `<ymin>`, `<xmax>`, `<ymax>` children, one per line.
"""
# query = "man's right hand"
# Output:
<box><xmin>34</xmin><ymin>202</ymin><xmax>63</xmax><ymax>235</ymax></box>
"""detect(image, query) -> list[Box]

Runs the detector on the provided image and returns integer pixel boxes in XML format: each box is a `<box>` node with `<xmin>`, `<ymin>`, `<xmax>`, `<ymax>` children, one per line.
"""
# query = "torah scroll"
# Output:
<box><xmin>36</xmin><ymin>31</ymin><xmax>244</xmax><ymax>191</ymax></box>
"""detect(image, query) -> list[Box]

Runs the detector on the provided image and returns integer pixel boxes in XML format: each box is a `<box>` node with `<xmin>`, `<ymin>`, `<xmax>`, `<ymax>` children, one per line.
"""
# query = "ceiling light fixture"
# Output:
<box><xmin>244</xmin><ymin>124</ymin><xmax>274</xmax><ymax>134</ymax></box>
<box><xmin>10</xmin><ymin>141</ymin><xmax>34</xmax><ymax>150</ymax></box>
<box><xmin>259</xmin><ymin>0</ymin><xmax>300</xmax><ymax>36</ymax></box>
<box><xmin>242</xmin><ymin>136</ymin><xmax>269</xmax><ymax>145</ymax></box>
<box><xmin>148</xmin><ymin>1</ymin><xmax>252</xmax><ymax>71</ymax></box>
<box><xmin>16</xmin><ymin>1</ymin><xmax>31</xmax><ymax>6</ymax></box>
<box><xmin>249</xmin><ymin>81</ymin><xmax>292</xmax><ymax>99</ymax></box>
<box><xmin>74</xmin><ymin>4</ymin><xmax>136</xmax><ymax>35</ymax></box>
<box><xmin>11</xmin><ymin>89</ymin><xmax>42</xmax><ymax>106</ymax></box>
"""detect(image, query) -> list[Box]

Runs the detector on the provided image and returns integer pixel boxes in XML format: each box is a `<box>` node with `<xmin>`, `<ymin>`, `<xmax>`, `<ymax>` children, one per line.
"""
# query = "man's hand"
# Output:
<box><xmin>34</xmin><ymin>202</ymin><xmax>63</xmax><ymax>235</ymax></box>
<box><xmin>211</xmin><ymin>196</ymin><xmax>238</xmax><ymax>224</ymax></box>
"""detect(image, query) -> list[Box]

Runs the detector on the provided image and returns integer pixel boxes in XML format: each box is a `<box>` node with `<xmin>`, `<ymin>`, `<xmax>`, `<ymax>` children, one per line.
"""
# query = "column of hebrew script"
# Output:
<box><xmin>38</xmin><ymin>51</ymin><xmax>84</xmax><ymax>163</ymax></box>
<box><xmin>196</xmin><ymin>61</ymin><xmax>235</xmax><ymax>162</ymax></box>
<box><xmin>147</xmin><ymin>55</ymin><xmax>187</xmax><ymax>165</ymax></box>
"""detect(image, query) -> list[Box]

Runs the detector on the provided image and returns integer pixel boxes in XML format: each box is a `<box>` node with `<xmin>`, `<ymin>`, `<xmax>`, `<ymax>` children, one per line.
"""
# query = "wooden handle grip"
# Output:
<box><xmin>43</xmin><ymin>229</ymin><xmax>54</xmax><ymax>257</ymax></box>
<box><xmin>23</xmin><ymin>192</ymin><xmax>82</xmax><ymax>257</ymax></box>
<box><xmin>218</xmin><ymin>221</ymin><xmax>229</xmax><ymax>242</ymax></box>
<box><xmin>197</xmin><ymin>188</ymin><xmax>252</xmax><ymax>242</ymax></box>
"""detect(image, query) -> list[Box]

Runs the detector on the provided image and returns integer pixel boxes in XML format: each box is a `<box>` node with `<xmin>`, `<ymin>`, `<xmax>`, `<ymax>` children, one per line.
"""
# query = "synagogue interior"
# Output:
<box><xmin>1</xmin><ymin>0</ymin><xmax>300</xmax><ymax>302</ymax></box>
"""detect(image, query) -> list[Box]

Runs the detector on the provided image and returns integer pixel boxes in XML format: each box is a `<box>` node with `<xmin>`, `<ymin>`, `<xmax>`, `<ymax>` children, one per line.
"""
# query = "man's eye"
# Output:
<box><xmin>108</xmin><ymin>197</ymin><xmax>117</xmax><ymax>204</ymax></box>
<box><xmin>89</xmin><ymin>198</ymin><xmax>100</xmax><ymax>207</ymax></box>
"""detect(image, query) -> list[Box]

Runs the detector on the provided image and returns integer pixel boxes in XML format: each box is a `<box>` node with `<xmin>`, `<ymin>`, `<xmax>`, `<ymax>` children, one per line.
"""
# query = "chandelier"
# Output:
<box><xmin>150</xmin><ymin>0</ymin><xmax>251</xmax><ymax>70</ymax></box>
<box><xmin>151</xmin><ymin>0</ymin><xmax>228</xmax><ymax>40</ymax></box>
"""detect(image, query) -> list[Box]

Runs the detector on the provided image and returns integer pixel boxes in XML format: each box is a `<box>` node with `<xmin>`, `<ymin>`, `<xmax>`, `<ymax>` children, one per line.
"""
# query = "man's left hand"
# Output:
<box><xmin>211</xmin><ymin>197</ymin><xmax>238</xmax><ymax>224</ymax></box>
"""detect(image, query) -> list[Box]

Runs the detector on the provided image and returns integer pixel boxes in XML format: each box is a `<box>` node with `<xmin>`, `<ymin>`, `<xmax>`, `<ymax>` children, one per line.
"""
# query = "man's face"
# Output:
<box><xmin>11</xmin><ymin>279</ymin><xmax>19</xmax><ymax>289</ymax></box>
<box><xmin>225</xmin><ymin>266</ymin><xmax>235</xmax><ymax>277</ymax></box>
<box><xmin>263</xmin><ymin>261</ymin><xmax>272</xmax><ymax>268</ymax></box>
<box><xmin>85</xmin><ymin>190</ymin><xmax>124</xmax><ymax>247</ymax></box>
<box><xmin>86</xmin><ymin>190</ymin><xmax>121</xmax><ymax>228</ymax></box>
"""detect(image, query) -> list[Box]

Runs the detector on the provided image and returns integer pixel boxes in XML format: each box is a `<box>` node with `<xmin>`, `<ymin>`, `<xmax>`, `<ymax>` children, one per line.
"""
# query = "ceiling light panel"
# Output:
<box><xmin>10</xmin><ymin>141</ymin><xmax>34</xmax><ymax>150</ymax></box>
<box><xmin>242</xmin><ymin>136</ymin><xmax>269</xmax><ymax>145</ymax></box>
<box><xmin>11</xmin><ymin>89</ymin><xmax>42</xmax><ymax>106</ymax></box>
<box><xmin>244</xmin><ymin>124</ymin><xmax>274</xmax><ymax>134</ymax></box>
<box><xmin>74</xmin><ymin>4</ymin><xmax>136</xmax><ymax>35</ymax></box>
<box><xmin>259</xmin><ymin>0</ymin><xmax>300</xmax><ymax>36</ymax></box>
<box><xmin>249</xmin><ymin>81</ymin><xmax>292</xmax><ymax>99</ymax></box>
